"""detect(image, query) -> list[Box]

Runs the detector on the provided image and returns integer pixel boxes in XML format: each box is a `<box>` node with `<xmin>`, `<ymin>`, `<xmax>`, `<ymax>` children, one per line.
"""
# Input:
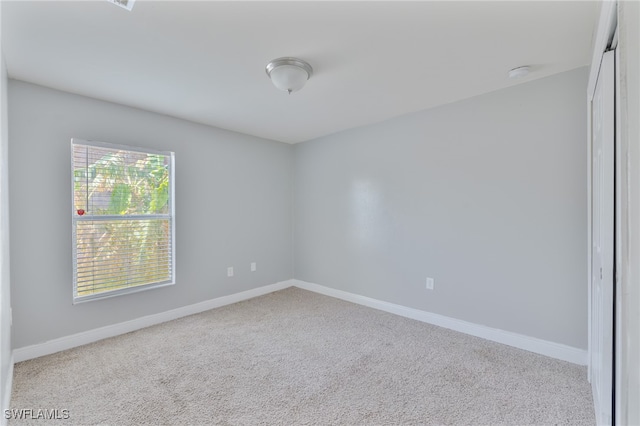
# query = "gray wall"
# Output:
<box><xmin>9</xmin><ymin>80</ymin><xmax>293</xmax><ymax>349</ymax></box>
<box><xmin>294</xmin><ymin>68</ymin><xmax>588</xmax><ymax>349</ymax></box>
<box><xmin>618</xmin><ymin>1</ymin><xmax>640</xmax><ymax>423</ymax></box>
<box><xmin>1</xmin><ymin>43</ymin><xmax>12</xmax><ymax>410</ymax></box>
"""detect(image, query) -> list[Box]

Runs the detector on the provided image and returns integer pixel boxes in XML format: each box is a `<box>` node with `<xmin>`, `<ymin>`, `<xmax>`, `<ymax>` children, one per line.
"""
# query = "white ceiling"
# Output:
<box><xmin>2</xmin><ymin>1</ymin><xmax>599</xmax><ymax>144</ymax></box>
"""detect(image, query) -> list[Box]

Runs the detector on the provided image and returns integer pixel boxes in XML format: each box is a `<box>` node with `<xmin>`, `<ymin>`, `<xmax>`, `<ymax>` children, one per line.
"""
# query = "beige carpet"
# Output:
<box><xmin>10</xmin><ymin>287</ymin><xmax>595</xmax><ymax>425</ymax></box>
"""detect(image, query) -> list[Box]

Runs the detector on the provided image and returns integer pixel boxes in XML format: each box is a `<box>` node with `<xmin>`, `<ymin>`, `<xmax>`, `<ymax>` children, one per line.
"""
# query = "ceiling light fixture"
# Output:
<box><xmin>265</xmin><ymin>57</ymin><xmax>313</xmax><ymax>94</ymax></box>
<box><xmin>508</xmin><ymin>66</ymin><xmax>531</xmax><ymax>79</ymax></box>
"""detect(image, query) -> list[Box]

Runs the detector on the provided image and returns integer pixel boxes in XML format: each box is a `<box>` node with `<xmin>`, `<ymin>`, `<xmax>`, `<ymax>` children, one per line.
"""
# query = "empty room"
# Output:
<box><xmin>0</xmin><ymin>0</ymin><xmax>638</xmax><ymax>425</ymax></box>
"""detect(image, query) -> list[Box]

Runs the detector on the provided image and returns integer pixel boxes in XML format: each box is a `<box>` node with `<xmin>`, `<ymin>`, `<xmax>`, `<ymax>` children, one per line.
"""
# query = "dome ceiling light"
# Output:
<box><xmin>265</xmin><ymin>57</ymin><xmax>313</xmax><ymax>94</ymax></box>
<box><xmin>508</xmin><ymin>66</ymin><xmax>531</xmax><ymax>79</ymax></box>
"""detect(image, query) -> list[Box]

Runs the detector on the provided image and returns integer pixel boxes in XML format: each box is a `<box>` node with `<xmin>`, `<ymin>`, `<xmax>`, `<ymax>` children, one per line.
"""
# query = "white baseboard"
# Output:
<box><xmin>13</xmin><ymin>280</ymin><xmax>293</xmax><ymax>363</ymax></box>
<box><xmin>293</xmin><ymin>279</ymin><xmax>588</xmax><ymax>365</ymax></box>
<box><xmin>12</xmin><ymin>279</ymin><xmax>587</xmax><ymax>366</ymax></box>
<box><xmin>1</xmin><ymin>355</ymin><xmax>13</xmax><ymax>426</ymax></box>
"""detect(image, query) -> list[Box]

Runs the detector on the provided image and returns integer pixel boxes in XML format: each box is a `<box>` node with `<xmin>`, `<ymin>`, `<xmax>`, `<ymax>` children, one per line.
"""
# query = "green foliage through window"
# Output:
<box><xmin>72</xmin><ymin>142</ymin><xmax>174</xmax><ymax>301</ymax></box>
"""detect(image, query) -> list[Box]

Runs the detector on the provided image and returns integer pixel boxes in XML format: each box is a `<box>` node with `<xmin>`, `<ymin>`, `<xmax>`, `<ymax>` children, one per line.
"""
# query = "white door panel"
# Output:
<box><xmin>591</xmin><ymin>49</ymin><xmax>615</xmax><ymax>426</ymax></box>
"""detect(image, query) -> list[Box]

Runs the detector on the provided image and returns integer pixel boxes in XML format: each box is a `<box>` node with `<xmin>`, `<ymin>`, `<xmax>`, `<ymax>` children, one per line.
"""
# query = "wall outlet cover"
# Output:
<box><xmin>426</xmin><ymin>277</ymin><xmax>434</xmax><ymax>290</ymax></box>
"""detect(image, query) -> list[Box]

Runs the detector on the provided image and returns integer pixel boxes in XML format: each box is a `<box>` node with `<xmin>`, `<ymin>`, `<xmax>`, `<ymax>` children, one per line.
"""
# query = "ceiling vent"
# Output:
<box><xmin>106</xmin><ymin>0</ymin><xmax>136</xmax><ymax>11</ymax></box>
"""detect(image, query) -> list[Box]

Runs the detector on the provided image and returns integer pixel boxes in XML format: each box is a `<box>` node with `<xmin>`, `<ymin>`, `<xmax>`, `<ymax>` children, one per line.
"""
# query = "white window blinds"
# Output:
<box><xmin>72</xmin><ymin>140</ymin><xmax>175</xmax><ymax>302</ymax></box>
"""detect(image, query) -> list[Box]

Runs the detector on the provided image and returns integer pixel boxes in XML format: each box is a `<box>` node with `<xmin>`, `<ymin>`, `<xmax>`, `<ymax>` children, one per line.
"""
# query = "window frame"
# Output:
<box><xmin>71</xmin><ymin>138</ymin><xmax>176</xmax><ymax>304</ymax></box>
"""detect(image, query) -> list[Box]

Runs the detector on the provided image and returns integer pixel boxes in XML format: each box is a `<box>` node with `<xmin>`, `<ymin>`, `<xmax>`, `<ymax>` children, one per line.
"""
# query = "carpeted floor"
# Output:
<box><xmin>9</xmin><ymin>287</ymin><xmax>595</xmax><ymax>425</ymax></box>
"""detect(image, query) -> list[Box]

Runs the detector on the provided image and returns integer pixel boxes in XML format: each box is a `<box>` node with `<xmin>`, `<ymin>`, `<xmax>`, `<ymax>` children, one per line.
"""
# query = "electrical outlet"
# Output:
<box><xmin>227</xmin><ymin>267</ymin><xmax>234</xmax><ymax>277</ymax></box>
<box><xmin>426</xmin><ymin>277</ymin><xmax>434</xmax><ymax>290</ymax></box>
<box><xmin>250</xmin><ymin>262</ymin><xmax>257</xmax><ymax>272</ymax></box>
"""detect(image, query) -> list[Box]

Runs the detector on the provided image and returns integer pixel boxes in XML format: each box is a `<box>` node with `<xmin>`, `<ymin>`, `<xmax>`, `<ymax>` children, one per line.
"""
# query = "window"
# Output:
<box><xmin>72</xmin><ymin>139</ymin><xmax>175</xmax><ymax>302</ymax></box>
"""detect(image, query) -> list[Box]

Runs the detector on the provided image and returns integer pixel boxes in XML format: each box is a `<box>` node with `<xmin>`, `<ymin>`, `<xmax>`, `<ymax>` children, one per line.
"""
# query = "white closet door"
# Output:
<box><xmin>591</xmin><ymin>49</ymin><xmax>615</xmax><ymax>426</ymax></box>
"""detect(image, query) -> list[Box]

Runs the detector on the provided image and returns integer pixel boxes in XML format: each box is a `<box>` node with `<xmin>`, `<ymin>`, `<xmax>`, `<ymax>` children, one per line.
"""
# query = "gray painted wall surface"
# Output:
<box><xmin>618</xmin><ymin>2</ymin><xmax>640</xmax><ymax>423</ymax></box>
<box><xmin>1</xmin><ymin>48</ymin><xmax>12</xmax><ymax>407</ymax></box>
<box><xmin>9</xmin><ymin>80</ymin><xmax>293</xmax><ymax>349</ymax></box>
<box><xmin>294</xmin><ymin>68</ymin><xmax>588</xmax><ymax>349</ymax></box>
